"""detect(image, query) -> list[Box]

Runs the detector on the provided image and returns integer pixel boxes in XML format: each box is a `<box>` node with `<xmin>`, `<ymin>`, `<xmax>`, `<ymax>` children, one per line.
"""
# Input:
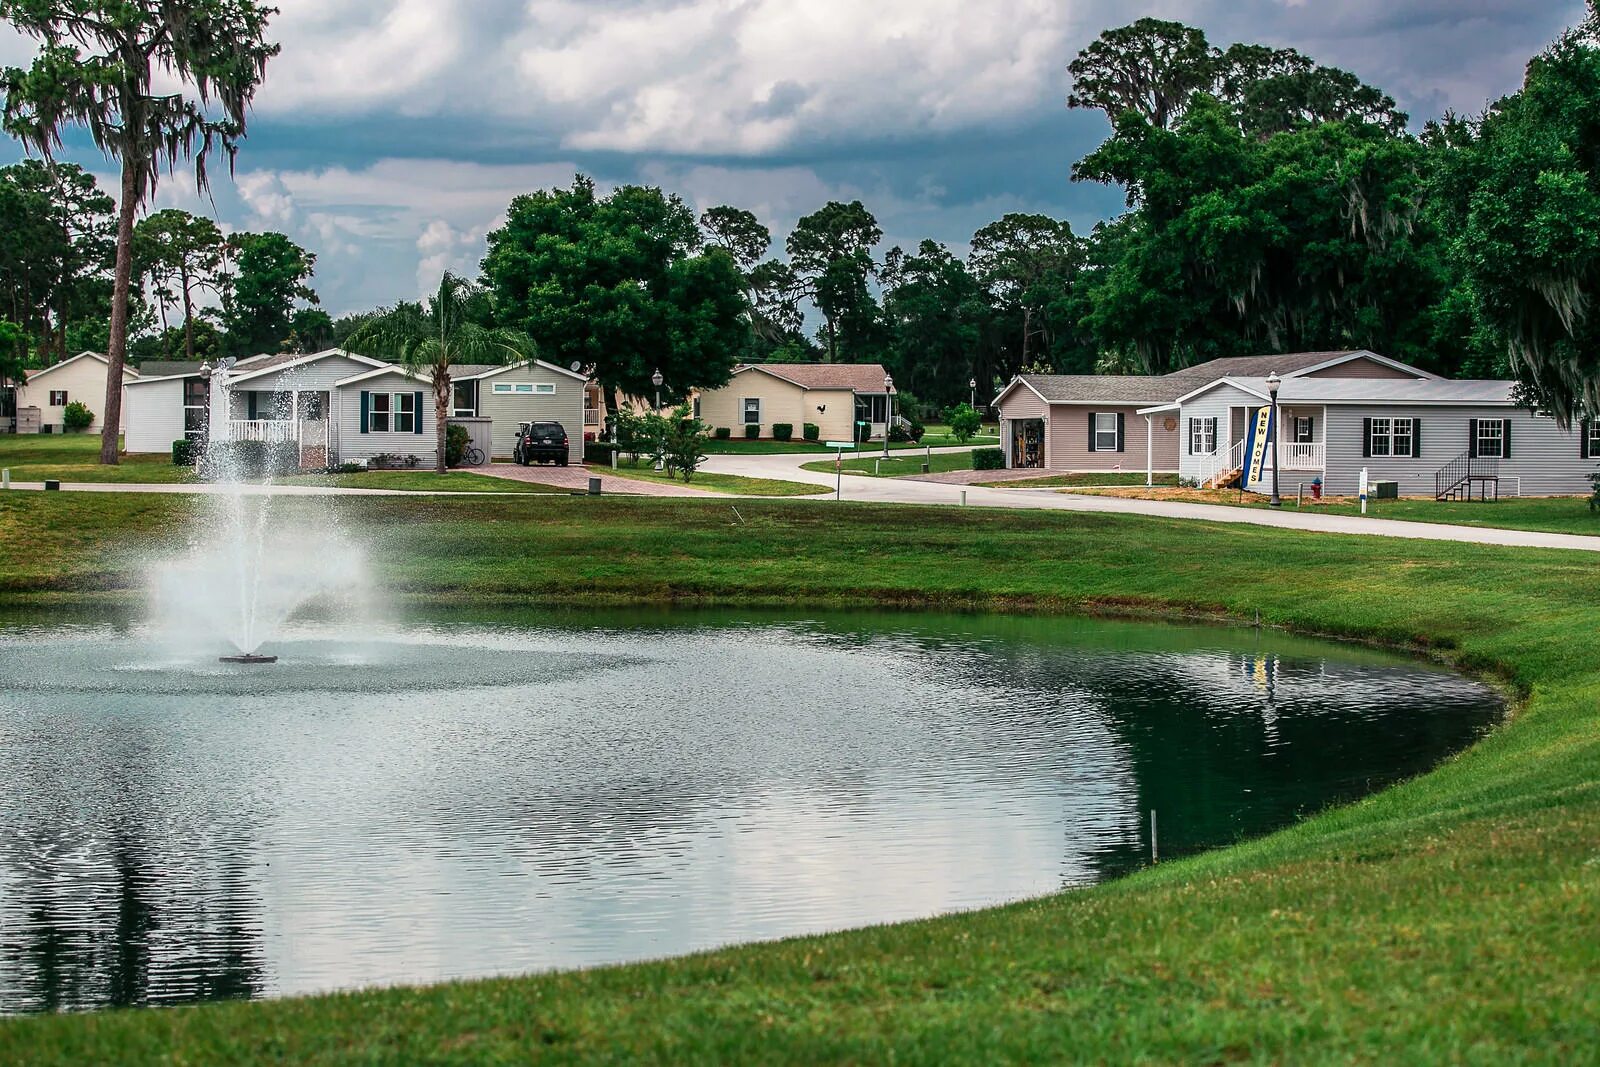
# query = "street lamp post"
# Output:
<box><xmin>1266</xmin><ymin>371</ymin><xmax>1282</xmax><ymax>507</ymax></box>
<box><xmin>883</xmin><ymin>373</ymin><xmax>895</xmax><ymax>459</ymax></box>
<box><xmin>969</xmin><ymin>376</ymin><xmax>977</xmax><ymax>410</ymax></box>
<box><xmin>651</xmin><ymin>367</ymin><xmax>665</xmax><ymax>472</ymax></box>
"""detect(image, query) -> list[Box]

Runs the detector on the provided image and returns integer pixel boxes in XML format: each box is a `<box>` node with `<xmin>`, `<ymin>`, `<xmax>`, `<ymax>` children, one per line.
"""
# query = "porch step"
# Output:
<box><xmin>1207</xmin><ymin>468</ymin><xmax>1242</xmax><ymax>490</ymax></box>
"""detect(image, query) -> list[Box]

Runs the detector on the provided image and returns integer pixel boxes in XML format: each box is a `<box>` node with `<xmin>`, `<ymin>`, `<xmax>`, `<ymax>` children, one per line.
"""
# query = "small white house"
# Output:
<box><xmin>14</xmin><ymin>351</ymin><xmax>137</xmax><ymax>434</ymax></box>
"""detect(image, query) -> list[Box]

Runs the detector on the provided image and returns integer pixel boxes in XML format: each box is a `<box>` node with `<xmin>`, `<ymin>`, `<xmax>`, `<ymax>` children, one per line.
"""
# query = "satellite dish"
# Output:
<box><xmin>570</xmin><ymin>361</ymin><xmax>582</xmax><ymax>372</ymax></box>
<box><xmin>220</xmin><ymin>356</ymin><xmax>237</xmax><ymax>369</ymax></box>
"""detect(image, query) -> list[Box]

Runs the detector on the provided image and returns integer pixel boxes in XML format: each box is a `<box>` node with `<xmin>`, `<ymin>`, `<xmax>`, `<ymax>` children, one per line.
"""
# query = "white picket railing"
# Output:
<box><xmin>227</xmin><ymin>419</ymin><xmax>327</xmax><ymax>446</ymax></box>
<box><xmin>1197</xmin><ymin>438</ymin><xmax>1246</xmax><ymax>489</ymax></box>
<box><xmin>1283</xmin><ymin>441</ymin><xmax>1325</xmax><ymax>469</ymax></box>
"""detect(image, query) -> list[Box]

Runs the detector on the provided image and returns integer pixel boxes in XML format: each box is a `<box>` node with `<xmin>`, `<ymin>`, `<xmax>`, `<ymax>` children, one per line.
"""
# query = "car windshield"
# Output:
<box><xmin>531</xmin><ymin>424</ymin><xmax>562</xmax><ymax>435</ymax></box>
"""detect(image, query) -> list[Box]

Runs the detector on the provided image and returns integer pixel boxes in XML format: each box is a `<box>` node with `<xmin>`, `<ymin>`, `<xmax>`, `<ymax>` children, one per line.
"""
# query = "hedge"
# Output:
<box><xmin>972</xmin><ymin>448</ymin><xmax>1005</xmax><ymax>470</ymax></box>
<box><xmin>772</xmin><ymin>423</ymin><xmax>793</xmax><ymax>441</ymax></box>
<box><xmin>803</xmin><ymin>423</ymin><xmax>820</xmax><ymax>441</ymax></box>
<box><xmin>744</xmin><ymin>424</ymin><xmax>760</xmax><ymax>439</ymax></box>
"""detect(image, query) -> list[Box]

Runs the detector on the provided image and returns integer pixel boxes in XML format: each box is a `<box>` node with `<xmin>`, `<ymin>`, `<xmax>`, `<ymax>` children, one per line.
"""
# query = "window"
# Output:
<box><xmin>1589</xmin><ymin>422</ymin><xmax>1600</xmax><ymax>458</ymax></box>
<box><xmin>369</xmin><ymin>392</ymin><xmax>391</xmax><ymax>432</ymax></box>
<box><xmin>693</xmin><ymin>396</ymin><xmax>702</xmax><ymax>419</ymax></box>
<box><xmin>393</xmin><ymin>391</ymin><xmax>416</xmax><ymax>433</ymax></box>
<box><xmin>1189</xmin><ymin>417</ymin><xmax>1217</xmax><ymax>455</ymax></box>
<box><xmin>49</xmin><ymin>389</ymin><xmax>67</xmax><ymax>406</ymax></box>
<box><xmin>1294</xmin><ymin>416</ymin><xmax>1314</xmax><ymax>444</ymax></box>
<box><xmin>1367</xmin><ymin>417</ymin><xmax>1416</xmax><ymax>458</ymax></box>
<box><xmin>452</xmin><ymin>380</ymin><xmax>477</xmax><ymax>417</ymax></box>
<box><xmin>183</xmin><ymin>378</ymin><xmax>208</xmax><ymax>437</ymax></box>
<box><xmin>1474</xmin><ymin>418</ymin><xmax>1506</xmax><ymax>458</ymax></box>
<box><xmin>1091</xmin><ymin>412</ymin><xmax>1119</xmax><ymax>452</ymax></box>
<box><xmin>743</xmin><ymin>398</ymin><xmax>761</xmax><ymax>425</ymax></box>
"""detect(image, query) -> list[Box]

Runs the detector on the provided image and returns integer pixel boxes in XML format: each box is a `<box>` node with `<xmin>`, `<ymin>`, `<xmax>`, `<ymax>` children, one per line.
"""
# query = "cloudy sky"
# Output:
<box><xmin>0</xmin><ymin>1</ymin><xmax>1586</xmax><ymax>316</ymax></box>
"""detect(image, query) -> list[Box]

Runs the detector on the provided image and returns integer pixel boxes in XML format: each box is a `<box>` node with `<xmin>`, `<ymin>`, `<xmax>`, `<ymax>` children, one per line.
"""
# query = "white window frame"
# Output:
<box><xmin>743</xmin><ymin>398</ymin><xmax>761</xmax><ymax>425</ymax></box>
<box><xmin>1390</xmin><ymin>417</ymin><xmax>1414</xmax><ymax>458</ymax></box>
<box><xmin>1589</xmin><ymin>422</ymin><xmax>1600</xmax><ymax>456</ymax></box>
<box><xmin>369</xmin><ymin>392</ymin><xmax>392</xmax><ymax>433</ymax></box>
<box><xmin>1092</xmin><ymin>412</ymin><xmax>1119</xmax><ymax>452</ymax></box>
<box><xmin>1475</xmin><ymin>418</ymin><xmax>1506</xmax><ymax>459</ymax></box>
<box><xmin>1294</xmin><ymin>416</ymin><xmax>1314</xmax><ymax>444</ymax></box>
<box><xmin>452</xmin><ymin>380</ymin><xmax>477</xmax><ymax>417</ymax></box>
<box><xmin>49</xmin><ymin>389</ymin><xmax>67</xmax><ymax>406</ymax></box>
<box><xmin>1189</xmin><ymin>417</ymin><xmax>1217</xmax><ymax>455</ymax></box>
<box><xmin>1369</xmin><ymin>417</ymin><xmax>1393</xmax><ymax>457</ymax></box>
<box><xmin>392</xmin><ymin>391</ymin><xmax>416</xmax><ymax>434</ymax></box>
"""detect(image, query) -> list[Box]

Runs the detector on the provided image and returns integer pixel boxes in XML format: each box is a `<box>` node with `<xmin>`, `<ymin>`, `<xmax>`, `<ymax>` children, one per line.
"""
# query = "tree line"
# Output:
<box><xmin>4</xmin><ymin>1</ymin><xmax>1600</xmax><ymax>467</ymax></box>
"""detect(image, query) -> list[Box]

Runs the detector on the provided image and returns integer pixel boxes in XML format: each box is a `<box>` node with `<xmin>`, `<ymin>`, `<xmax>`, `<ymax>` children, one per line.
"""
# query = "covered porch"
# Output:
<box><xmin>223</xmin><ymin>388</ymin><xmax>332</xmax><ymax>468</ymax></box>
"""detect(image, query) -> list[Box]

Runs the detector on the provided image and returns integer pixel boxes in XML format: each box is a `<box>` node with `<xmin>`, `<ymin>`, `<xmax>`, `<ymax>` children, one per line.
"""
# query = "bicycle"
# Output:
<box><xmin>458</xmin><ymin>444</ymin><xmax>485</xmax><ymax>467</ymax></box>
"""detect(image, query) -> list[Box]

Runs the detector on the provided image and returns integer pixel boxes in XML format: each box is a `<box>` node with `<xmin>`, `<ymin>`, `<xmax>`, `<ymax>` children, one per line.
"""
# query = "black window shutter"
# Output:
<box><xmin>247</xmin><ymin>391</ymin><xmax>258</xmax><ymax>420</ymax></box>
<box><xmin>360</xmin><ymin>391</ymin><xmax>370</xmax><ymax>434</ymax></box>
<box><xmin>1186</xmin><ymin>419</ymin><xmax>1193</xmax><ymax>455</ymax></box>
<box><xmin>1088</xmin><ymin>412</ymin><xmax>1097</xmax><ymax>452</ymax></box>
<box><xmin>1362</xmin><ymin>418</ymin><xmax>1372</xmax><ymax>458</ymax></box>
<box><xmin>413</xmin><ymin>390</ymin><xmax>424</xmax><ymax>434</ymax></box>
<box><xmin>1501</xmin><ymin>419</ymin><xmax>1511</xmax><ymax>459</ymax></box>
<box><xmin>1469</xmin><ymin>418</ymin><xmax>1478</xmax><ymax>458</ymax></box>
<box><xmin>1584</xmin><ymin>421</ymin><xmax>1592</xmax><ymax>460</ymax></box>
<box><xmin>1117</xmin><ymin>412</ymin><xmax>1126</xmax><ymax>452</ymax></box>
<box><xmin>1412</xmin><ymin>419</ymin><xmax>1421</xmax><ymax>459</ymax></box>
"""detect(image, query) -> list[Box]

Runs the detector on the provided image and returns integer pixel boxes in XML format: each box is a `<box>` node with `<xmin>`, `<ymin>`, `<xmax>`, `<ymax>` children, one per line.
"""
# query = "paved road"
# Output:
<box><xmin>701</xmin><ymin>449</ymin><xmax>1600</xmax><ymax>553</ymax></box>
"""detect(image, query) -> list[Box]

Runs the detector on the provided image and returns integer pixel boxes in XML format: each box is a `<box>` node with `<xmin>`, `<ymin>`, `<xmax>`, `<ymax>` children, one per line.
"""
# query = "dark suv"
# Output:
<box><xmin>514</xmin><ymin>421</ymin><xmax>570</xmax><ymax>466</ymax></box>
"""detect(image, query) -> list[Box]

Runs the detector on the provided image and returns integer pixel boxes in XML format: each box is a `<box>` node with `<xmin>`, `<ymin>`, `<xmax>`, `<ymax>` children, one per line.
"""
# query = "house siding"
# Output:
<box><xmin>124</xmin><ymin>379</ymin><xmax>186</xmax><ymax>452</ymax></box>
<box><xmin>698</xmin><ymin>373</ymin><xmax>855</xmax><ymax>441</ymax></box>
<box><xmin>474</xmin><ymin>364</ymin><xmax>586</xmax><ymax>462</ymax></box>
<box><xmin>1041</xmin><ymin>405</ymin><xmax>1179</xmax><ymax>472</ymax></box>
<box><xmin>16</xmin><ymin>357</ymin><xmax>124</xmax><ymax>433</ymax></box>
<box><xmin>1176</xmin><ymin>384</ymin><xmax>1264</xmax><ymax>483</ymax></box>
<box><xmin>1305</xmin><ymin>357</ymin><xmax>1420</xmax><ymax>380</ymax></box>
<box><xmin>333</xmin><ymin>371</ymin><xmax>436</xmax><ymax>464</ymax></box>
<box><xmin>233</xmin><ymin>354</ymin><xmax>375</xmax><ymax>398</ymax></box>
<box><xmin>1323</xmin><ymin>405</ymin><xmax>1594</xmax><ymax>497</ymax></box>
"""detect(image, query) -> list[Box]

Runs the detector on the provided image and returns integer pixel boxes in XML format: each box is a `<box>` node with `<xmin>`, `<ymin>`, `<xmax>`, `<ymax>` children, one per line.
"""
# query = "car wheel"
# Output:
<box><xmin>559</xmin><ymin>458</ymin><xmax>568</xmax><ymax>467</ymax></box>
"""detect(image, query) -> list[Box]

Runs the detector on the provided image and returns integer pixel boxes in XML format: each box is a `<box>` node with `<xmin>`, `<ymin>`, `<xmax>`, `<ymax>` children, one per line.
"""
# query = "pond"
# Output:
<box><xmin>0</xmin><ymin>609</ymin><xmax>1501</xmax><ymax>1014</ymax></box>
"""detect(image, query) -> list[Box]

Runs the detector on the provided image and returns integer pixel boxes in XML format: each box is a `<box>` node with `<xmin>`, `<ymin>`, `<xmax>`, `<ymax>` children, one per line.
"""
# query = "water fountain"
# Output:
<box><xmin>148</xmin><ymin>357</ymin><xmax>372</xmax><ymax>664</ymax></box>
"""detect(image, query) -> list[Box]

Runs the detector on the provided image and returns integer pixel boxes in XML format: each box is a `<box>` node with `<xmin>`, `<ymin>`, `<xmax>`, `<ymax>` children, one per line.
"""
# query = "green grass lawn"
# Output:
<box><xmin>1</xmin><ymin>494</ymin><xmax>1598</xmax><ymax>1062</ymax></box>
<box><xmin>281</xmin><ymin>469</ymin><xmax>569</xmax><ymax>494</ymax></box>
<box><xmin>974</xmin><ymin>471</ymin><xmax>1182</xmax><ymax>489</ymax></box>
<box><xmin>0</xmin><ymin>432</ymin><xmax>195</xmax><ymax>484</ymax></box>
<box><xmin>799</xmin><ymin>451</ymin><xmax>977</xmax><ymax>478</ymax></box>
<box><xmin>603</xmin><ymin>458</ymin><xmax>827</xmax><ymax>496</ymax></box>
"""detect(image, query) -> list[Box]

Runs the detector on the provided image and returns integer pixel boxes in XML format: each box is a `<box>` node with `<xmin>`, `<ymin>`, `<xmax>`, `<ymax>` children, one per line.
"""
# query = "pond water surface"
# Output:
<box><xmin>0</xmin><ymin>609</ymin><xmax>1501</xmax><ymax>1013</ymax></box>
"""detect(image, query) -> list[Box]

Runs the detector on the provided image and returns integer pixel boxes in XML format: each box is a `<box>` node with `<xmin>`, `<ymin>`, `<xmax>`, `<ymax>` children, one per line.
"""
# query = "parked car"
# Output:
<box><xmin>514</xmin><ymin>421</ymin><xmax>570</xmax><ymax>465</ymax></box>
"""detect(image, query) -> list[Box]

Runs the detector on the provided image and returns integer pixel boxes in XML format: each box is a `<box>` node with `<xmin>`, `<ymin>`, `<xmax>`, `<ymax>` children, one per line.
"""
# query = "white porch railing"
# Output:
<box><xmin>227</xmin><ymin>419</ymin><xmax>327</xmax><ymax>446</ymax></box>
<box><xmin>1283</xmin><ymin>441</ymin><xmax>1325</xmax><ymax>469</ymax></box>
<box><xmin>584</xmin><ymin>407</ymin><xmax>601</xmax><ymax>426</ymax></box>
<box><xmin>1197</xmin><ymin>438</ymin><xmax>1246</xmax><ymax>489</ymax></box>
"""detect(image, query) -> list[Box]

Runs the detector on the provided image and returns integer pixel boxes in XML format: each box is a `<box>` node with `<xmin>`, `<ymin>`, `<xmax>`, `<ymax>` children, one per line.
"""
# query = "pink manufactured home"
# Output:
<box><xmin>991</xmin><ymin>351</ymin><xmax>1435</xmax><ymax>477</ymax></box>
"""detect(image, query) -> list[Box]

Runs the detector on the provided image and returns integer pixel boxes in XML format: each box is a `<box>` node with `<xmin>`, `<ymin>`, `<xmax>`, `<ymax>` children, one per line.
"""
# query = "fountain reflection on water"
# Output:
<box><xmin>149</xmin><ymin>357</ymin><xmax>371</xmax><ymax>659</ymax></box>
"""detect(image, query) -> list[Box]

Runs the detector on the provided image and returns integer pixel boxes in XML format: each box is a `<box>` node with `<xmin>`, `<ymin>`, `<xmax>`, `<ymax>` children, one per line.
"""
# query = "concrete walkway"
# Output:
<box><xmin>700</xmin><ymin>450</ymin><xmax>1600</xmax><ymax>553</ymax></box>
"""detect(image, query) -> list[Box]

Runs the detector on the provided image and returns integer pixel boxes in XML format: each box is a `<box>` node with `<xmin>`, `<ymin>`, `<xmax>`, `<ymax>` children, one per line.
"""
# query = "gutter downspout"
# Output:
<box><xmin>1145</xmin><ymin>415</ymin><xmax>1153</xmax><ymax>487</ymax></box>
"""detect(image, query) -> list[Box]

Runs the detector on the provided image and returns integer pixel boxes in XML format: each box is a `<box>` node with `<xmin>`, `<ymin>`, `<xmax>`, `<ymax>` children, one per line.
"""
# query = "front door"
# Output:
<box><xmin>1012</xmin><ymin>419</ymin><xmax>1044</xmax><ymax>468</ymax></box>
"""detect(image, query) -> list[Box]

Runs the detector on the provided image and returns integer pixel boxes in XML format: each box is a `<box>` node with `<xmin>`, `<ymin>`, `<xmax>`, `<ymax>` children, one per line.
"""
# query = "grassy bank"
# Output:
<box><xmin>283</xmin><ymin>469</ymin><xmax>570</xmax><ymax>493</ymax></box>
<box><xmin>1071</xmin><ymin>483</ymin><xmax>1600</xmax><ymax>536</ymax></box>
<box><xmin>1</xmin><ymin>493</ymin><xmax>1598</xmax><ymax>1062</ymax></box>
<box><xmin>699</xmin><ymin>433</ymin><xmax>994</xmax><ymax>455</ymax></box>
<box><xmin>800</xmin><ymin>451</ymin><xmax>976</xmax><ymax>478</ymax></box>
<box><xmin>0</xmin><ymin>433</ymin><xmax>195</xmax><ymax>484</ymax></box>
<box><xmin>974</xmin><ymin>471</ymin><xmax>1180</xmax><ymax>489</ymax></box>
<box><xmin>603</xmin><ymin>459</ymin><xmax>827</xmax><ymax>496</ymax></box>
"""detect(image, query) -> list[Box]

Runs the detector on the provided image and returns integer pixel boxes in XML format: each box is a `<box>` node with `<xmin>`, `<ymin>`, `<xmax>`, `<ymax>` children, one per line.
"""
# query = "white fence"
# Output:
<box><xmin>1283</xmin><ymin>441</ymin><xmax>1325</xmax><ymax>469</ymax></box>
<box><xmin>227</xmin><ymin>419</ymin><xmax>325</xmax><ymax>446</ymax></box>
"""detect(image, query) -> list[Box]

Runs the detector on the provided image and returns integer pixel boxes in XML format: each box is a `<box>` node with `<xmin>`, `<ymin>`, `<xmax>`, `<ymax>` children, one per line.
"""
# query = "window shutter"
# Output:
<box><xmin>413</xmin><ymin>390</ymin><xmax>424</xmax><ymax>434</ymax></box>
<box><xmin>247</xmin><ymin>391</ymin><xmax>258</xmax><ymax>420</ymax></box>
<box><xmin>1412</xmin><ymin>419</ymin><xmax>1421</xmax><ymax>459</ymax></box>
<box><xmin>1468</xmin><ymin>418</ymin><xmax>1478</xmax><ymax>458</ymax></box>
<box><xmin>1501</xmin><ymin>419</ymin><xmax>1511</xmax><ymax>459</ymax></box>
<box><xmin>1088</xmin><ymin>413</ymin><xmax>1097</xmax><ymax>453</ymax></box>
<box><xmin>1584</xmin><ymin>421</ymin><xmax>1592</xmax><ymax>460</ymax></box>
<box><xmin>1362</xmin><ymin>418</ymin><xmax>1371</xmax><ymax>458</ymax></box>
<box><xmin>1116</xmin><ymin>412</ymin><xmax>1126</xmax><ymax>453</ymax></box>
<box><xmin>1186</xmin><ymin>419</ymin><xmax>1193</xmax><ymax>455</ymax></box>
<box><xmin>360</xmin><ymin>391</ymin><xmax>370</xmax><ymax>434</ymax></box>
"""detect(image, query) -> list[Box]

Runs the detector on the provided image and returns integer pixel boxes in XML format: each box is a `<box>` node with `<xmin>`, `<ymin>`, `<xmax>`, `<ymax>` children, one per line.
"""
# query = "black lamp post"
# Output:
<box><xmin>969</xmin><ymin>376</ymin><xmax>977</xmax><ymax>409</ymax></box>
<box><xmin>883</xmin><ymin>372</ymin><xmax>895</xmax><ymax>458</ymax></box>
<box><xmin>651</xmin><ymin>367</ymin><xmax>665</xmax><ymax>471</ymax></box>
<box><xmin>1266</xmin><ymin>371</ymin><xmax>1282</xmax><ymax>507</ymax></box>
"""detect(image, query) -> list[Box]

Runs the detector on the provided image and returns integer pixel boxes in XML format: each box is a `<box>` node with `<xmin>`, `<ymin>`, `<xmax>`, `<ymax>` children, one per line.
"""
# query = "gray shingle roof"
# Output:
<box><xmin>1237</xmin><ymin>377</ymin><xmax>1516</xmax><ymax>405</ymax></box>
<box><xmin>1168</xmin><ymin>351</ymin><xmax>1364</xmax><ymax>379</ymax></box>
<box><xmin>135</xmin><ymin>360</ymin><xmax>205</xmax><ymax>378</ymax></box>
<box><xmin>1017</xmin><ymin>374</ymin><xmax>1194</xmax><ymax>404</ymax></box>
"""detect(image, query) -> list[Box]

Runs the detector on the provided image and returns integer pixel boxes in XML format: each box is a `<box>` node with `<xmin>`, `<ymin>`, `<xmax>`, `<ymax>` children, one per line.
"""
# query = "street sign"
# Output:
<box><xmin>825</xmin><ymin>441</ymin><xmax>853</xmax><ymax>449</ymax></box>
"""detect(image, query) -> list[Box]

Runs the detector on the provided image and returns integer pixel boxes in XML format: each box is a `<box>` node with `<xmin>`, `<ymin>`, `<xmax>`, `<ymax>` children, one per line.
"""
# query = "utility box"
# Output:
<box><xmin>1373</xmin><ymin>480</ymin><xmax>1399</xmax><ymax>500</ymax></box>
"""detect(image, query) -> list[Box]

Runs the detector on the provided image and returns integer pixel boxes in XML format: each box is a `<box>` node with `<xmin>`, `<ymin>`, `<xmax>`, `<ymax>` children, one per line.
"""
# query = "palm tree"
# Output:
<box><xmin>344</xmin><ymin>273</ymin><xmax>534</xmax><ymax>474</ymax></box>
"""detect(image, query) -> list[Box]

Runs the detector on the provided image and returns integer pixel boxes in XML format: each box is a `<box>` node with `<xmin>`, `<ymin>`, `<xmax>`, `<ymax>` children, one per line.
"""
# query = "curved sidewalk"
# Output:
<box><xmin>700</xmin><ymin>451</ymin><xmax>1600</xmax><ymax>553</ymax></box>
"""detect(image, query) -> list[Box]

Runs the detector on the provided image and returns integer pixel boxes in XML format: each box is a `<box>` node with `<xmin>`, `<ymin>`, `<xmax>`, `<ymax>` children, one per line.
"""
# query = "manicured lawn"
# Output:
<box><xmin>1</xmin><ymin>493</ymin><xmax>1598</xmax><ymax>1062</ymax></box>
<box><xmin>604</xmin><ymin>459</ymin><xmax>827</xmax><ymax>496</ymax></box>
<box><xmin>799</xmin><ymin>451</ymin><xmax>977</xmax><ymax>477</ymax></box>
<box><xmin>0</xmin><ymin>432</ymin><xmax>195</xmax><ymax>484</ymax></box>
<box><xmin>974</xmin><ymin>471</ymin><xmax>1181</xmax><ymax>488</ymax></box>
<box><xmin>1069</xmin><ymin>484</ymin><xmax>1600</xmax><ymax>537</ymax></box>
<box><xmin>282</xmin><ymin>470</ymin><xmax>568</xmax><ymax>494</ymax></box>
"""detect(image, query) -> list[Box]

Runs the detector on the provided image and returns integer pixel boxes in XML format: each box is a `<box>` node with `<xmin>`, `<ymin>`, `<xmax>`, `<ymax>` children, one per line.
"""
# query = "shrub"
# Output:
<box><xmin>908</xmin><ymin>419</ymin><xmax>926</xmax><ymax>442</ymax></box>
<box><xmin>972</xmin><ymin>448</ymin><xmax>1005</xmax><ymax>470</ymax></box>
<box><xmin>714</xmin><ymin>426</ymin><xmax>731</xmax><ymax>440</ymax></box>
<box><xmin>665</xmin><ymin>403</ymin><xmax>709</xmax><ymax>481</ymax></box>
<box><xmin>943</xmin><ymin>402</ymin><xmax>983</xmax><ymax>443</ymax></box>
<box><xmin>62</xmin><ymin>401</ymin><xmax>93</xmax><ymax>432</ymax></box>
<box><xmin>888</xmin><ymin>424</ymin><xmax>911</xmax><ymax>443</ymax></box>
<box><xmin>1591</xmin><ymin>469</ymin><xmax>1600</xmax><ymax>512</ymax></box>
<box><xmin>368</xmin><ymin>453</ymin><xmax>423</xmax><ymax>470</ymax></box>
<box><xmin>803</xmin><ymin>423</ymin><xmax>820</xmax><ymax>441</ymax></box>
<box><xmin>744</xmin><ymin>423</ymin><xmax>760</xmax><ymax>439</ymax></box>
<box><xmin>171</xmin><ymin>438</ymin><xmax>198</xmax><ymax>466</ymax></box>
<box><xmin>584</xmin><ymin>441</ymin><xmax>620</xmax><ymax>464</ymax></box>
<box><xmin>772</xmin><ymin>423</ymin><xmax>793</xmax><ymax>441</ymax></box>
<box><xmin>205</xmin><ymin>438</ymin><xmax>299</xmax><ymax>478</ymax></box>
<box><xmin>445</xmin><ymin>424</ymin><xmax>471</xmax><ymax>467</ymax></box>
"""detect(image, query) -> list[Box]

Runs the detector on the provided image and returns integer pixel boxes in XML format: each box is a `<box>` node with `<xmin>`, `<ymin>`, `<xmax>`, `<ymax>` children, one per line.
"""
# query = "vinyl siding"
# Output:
<box><xmin>333</xmin><ymin>371</ymin><xmax>436</xmax><ymax>464</ymax></box>
<box><xmin>1323</xmin><ymin>405</ymin><xmax>1595</xmax><ymax>497</ymax></box>
<box><xmin>994</xmin><ymin>386</ymin><xmax>1047</xmax><ymax>422</ymax></box>
<box><xmin>1304</xmin><ymin>357</ymin><xmax>1419</xmax><ymax>380</ymax></box>
<box><xmin>697</xmin><ymin>373</ymin><xmax>855</xmax><ymax>441</ymax></box>
<box><xmin>232</xmin><ymin>354</ymin><xmax>376</xmax><ymax>396</ymax></box>
<box><xmin>124</xmin><ymin>379</ymin><xmax>185</xmax><ymax>453</ymax></box>
<box><xmin>474</xmin><ymin>365</ymin><xmax>586</xmax><ymax>461</ymax></box>
<box><xmin>16</xmin><ymin>357</ymin><xmax>123</xmax><ymax>433</ymax></box>
<box><xmin>1043</xmin><ymin>405</ymin><xmax>1179</xmax><ymax>472</ymax></box>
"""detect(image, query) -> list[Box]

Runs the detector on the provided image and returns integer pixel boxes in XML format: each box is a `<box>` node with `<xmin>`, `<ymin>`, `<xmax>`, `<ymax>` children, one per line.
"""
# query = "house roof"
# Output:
<box><xmin>1009</xmin><ymin>374</ymin><xmax>1195</xmax><ymax>405</ymax></box>
<box><xmin>462</xmin><ymin>358</ymin><xmax>589</xmax><ymax>383</ymax></box>
<box><xmin>736</xmin><ymin>363</ymin><xmax>890</xmax><ymax>393</ymax></box>
<box><xmin>135</xmin><ymin>360</ymin><xmax>205</xmax><ymax>378</ymax></box>
<box><xmin>1240</xmin><ymin>377</ymin><xmax>1516</xmax><ymax>405</ymax></box>
<box><xmin>227</xmin><ymin>348</ymin><xmax>387</xmax><ymax>385</ymax></box>
<box><xmin>23</xmin><ymin>351</ymin><xmax>136</xmax><ymax>381</ymax></box>
<box><xmin>334</xmin><ymin>364</ymin><xmax>431</xmax><ymax>387</ymax></box>
<box><xmin>1170</xmin><ymin>350</ymin><xmax>1438</xmax><ymax>381</ymax></box>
